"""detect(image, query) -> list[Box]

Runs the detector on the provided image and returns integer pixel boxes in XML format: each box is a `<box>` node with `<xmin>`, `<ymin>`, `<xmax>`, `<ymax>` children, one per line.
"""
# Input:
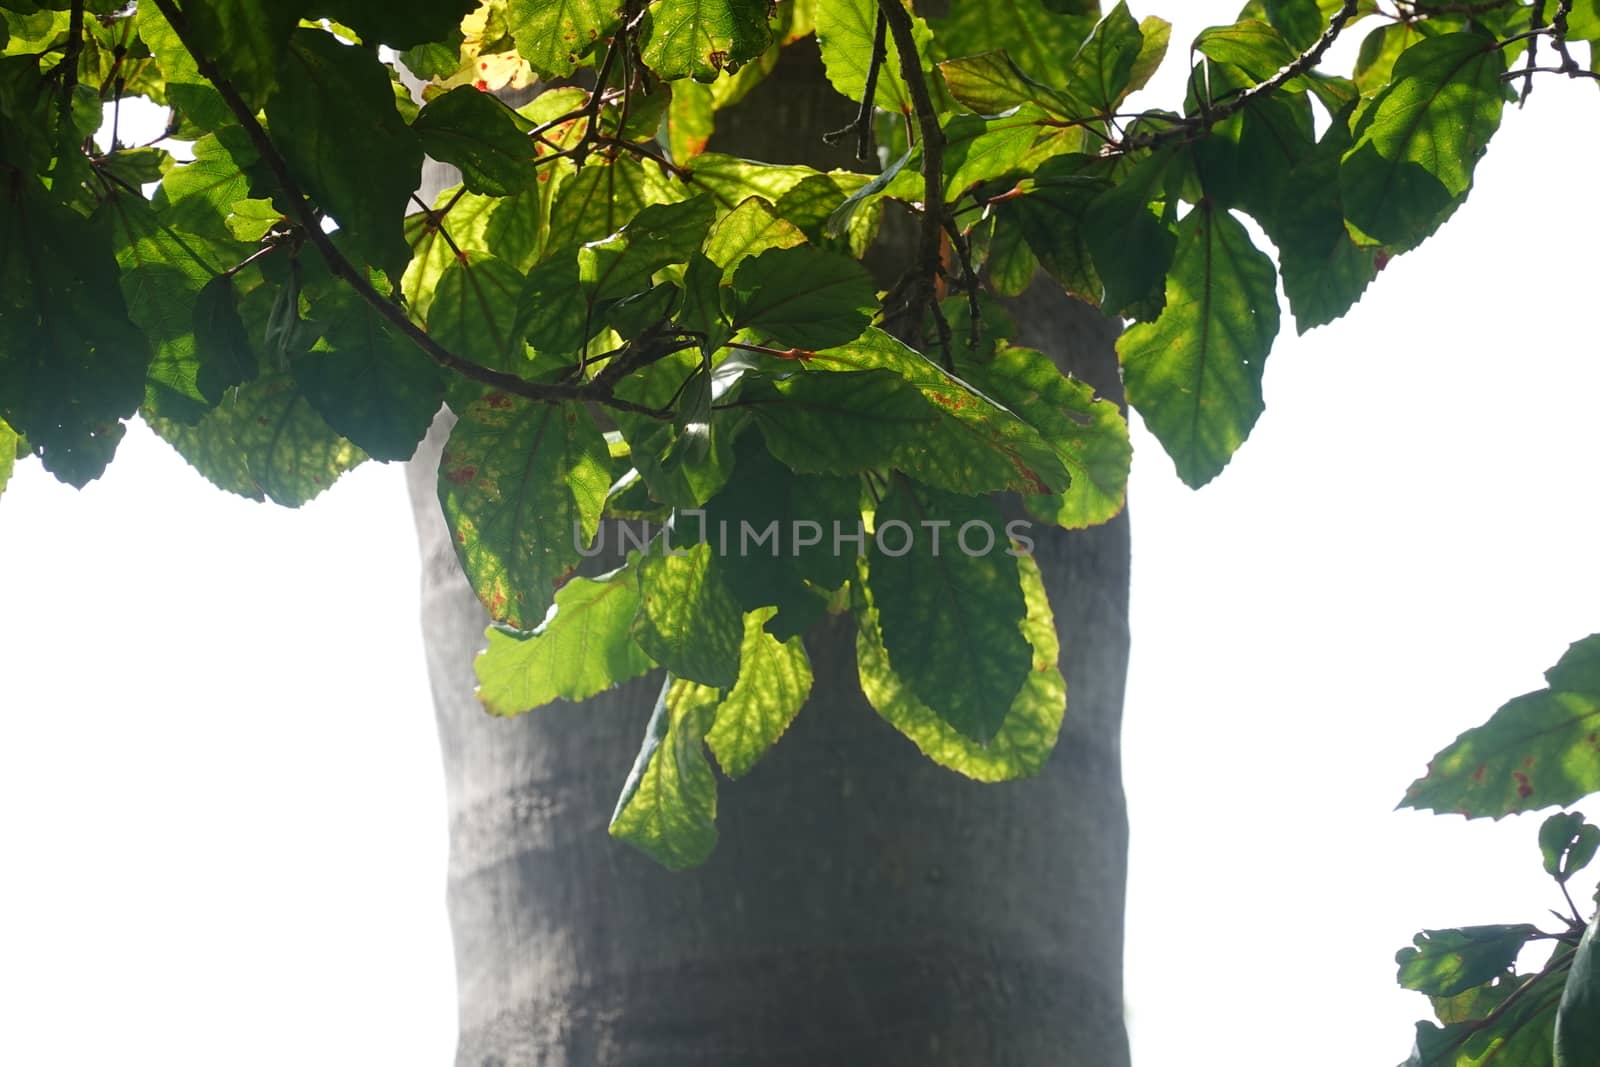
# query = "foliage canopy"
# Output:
<box><xmin>1</xmin><ymin>0</ymin><xmax>1598</xmax><ymax>1056</ymax></box>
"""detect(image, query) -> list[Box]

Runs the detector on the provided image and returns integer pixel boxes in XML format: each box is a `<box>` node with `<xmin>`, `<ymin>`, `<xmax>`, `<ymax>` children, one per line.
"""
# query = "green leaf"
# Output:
<box><xmin>816</xmin><ymin>0</ymin><xmax>929</xmax><ymax>114</ymax></box>
<box><xmin>402</xmin><ymin>183</ymin><xmax>500</xmax><ymax>321</ymax></box>
<box><xmin>1556</xmin><ymin>916</ymin><xmax>1600</xmax><ymax>1067</ymax></box>
<box><xmin>0</xmin><ymin>178</ymin><xmax>148</xmax><ymax>485</ymax></box>
<box><xmin>428</xmin><ymin>255</ymin><xmax>530</xmax><ymax>379</ymax></box>
<box><xmin>506</xmin><ymin>0</ymin><xmax>617</xmax><ymax>79</ymax></box>
<box><xmin>730</xmin><ymin>245</ymin><xmax>875</xmax><ymax>350</ymax></box>
<box><xmin>1062</xmin><ymin>2</ymin><xmax>1145</xmax><ymax>115</ymax></box>
<box><xmin>1118</xmin><ymin>204</ymin><xmax>1280</xmax><ymax>488</ymax></box>
<box><xmin>1254</xmin><ymin>104</ymin><xmax>1377</xmax><ymax>333</ymax></box>
<box><xmin>179</xmin><ymin>0</ymin><xmax>302</xmax><ymax>111</ymax></box>
<box><xmin>296</xmin><ymin>289</ymin><xmax>446</xmax><ymax>461</ymax></box>
<box><xmin>1405</xmin><ymin>961</ymin><xmax>1570</xmax><ymax>1067</ymax></box>
<box><xmin>748</xmin><ymin>369</ymin><xmax>940</xmax><ymax>477</ymax></box>
<box><xmin>154</xmin><ymin>128</ymin><xmax>260</xmax><ymax>245</ymax></box>
<box><xmin>191</xmin><ymin>274</ymin><xmax>259</xmax><ymax>405</ymax></box>
<box><xmin>813</xmin><ymin>328</ymin><xmax>1073</xmax><ymax>496</ymax></box>
<box><xmin>1539</xmin><ymin>812</ymin><xmax>1600</xmax><ymax>885</ymax></box>
<box><xmin>309</xmin><ymin>0</ymin><xmax>478</xmax><ymax>49</ymax></box>
<box><xmin>438</xmin><ymin>394</ymin><xmax>611</xmax><ymax>629</ymax></box>
<box><xmin>930</xmin><ymin>0</ymin><xmax>1096</xmax><ymax>92</ymax></box>
<box><xmin>857</xmin><ymin>549</ymin><xmax>1066</xmax><ymax>781</ymax></box>
<box><xmin>1082</xmin><ymin>149</ymin><xmax>1178</xmax><ymax>316</ymax></box>
<box><xmin>137</xmin><ymin>5</ymin><xmax>231</xmax><ymax>130</ymax></box>
<box><xmin>704</xmin><ymin>608</ymin><xmax>813</xmax><ymax>778</ymax></box>
<box><xmin>148</xmin><ymin>371</ymin><xmax>367</xmax><ymax>506</ymax></box>
<box><xmin>692</xmin><ymin>437</ymin><xmax>861</xmax><ymax>639</ymax></box>
<box><xmin>609</xmin><ymin>675</ymin><xmax>720</xmax><ymax>870</ymax></box>
<box><xmin>412</xmin><ymin>86</ymin><xmax>538</xmax><ymax>197</ymax></box>
<box><xmin>958</xmin><ymin>344</ymin><xmax>1130</xmax><ymax>529</ymax></box>
<box><xmin>1003</xmin><ymin>153</ymin><xmax>1107</xmax><ymax>300</ymax></box>
<box><xmin>267</xmin><ymin>29</ymin><xmax>424</xmax><ymax>280</ymax></box>
<box><xmin>1264</xmin><ymin>0</ymin><xmax>1325</xmax><ymax>50</ymax></box>
<box><xmin>0</xmin><ymin>415</ymin><xmax>16</xmax><ymax>500</ymax></box>
<box><xmin>866</xmin><ymin>479</ymin><xmax>1031</xmax><ymax>742</ymax></box>
<box><xmin>631</xmin><ymin>542</ymin><xmax>743</xmax><ymax>687</ymax></box>
<box><xmin>612</xmin><ymin>348</ymin><xmax>736</xmax><ymax>506</ymax></box>
<box><xmin>939</xmin><ymin>51</ymin><xmax>1056</xmax><ymax>116</ymax></box>
<box><xmin>475</xmin><ymin>564</ymin><xmax>657</xmax><ymax>715</ymax></box>
<box><xmin>1341</xmin><ymin>32</ymin><xmax>1507</xmax><ymax>252</ymax></box>
<box><xmin>702</xmin><ymin>196</ymin><xmax>806</xmax><ymax>278</ymax></box>
<box><xmin>548</xmin><ymin>156</ymin><xmax>676</xmax><ymax>247</ymax></box>
<box><xmin>101</xmin><ymin>190</ymin><xmax>244</xmax><ymax>425</ymax></box>
<box><xmin>641</xmin><ymin>0</ymin><xmax>773</xmax><ymax>81</ymax></box>
<box><xmin>1402</xmin><ymin>635</ymin><xmax>1600</xmax><ymax>819</ymax></box>
<box><xmin>1397</xmin><ymin>926</ymin><xmax>1541</xmax><ymax>998</ymax></box>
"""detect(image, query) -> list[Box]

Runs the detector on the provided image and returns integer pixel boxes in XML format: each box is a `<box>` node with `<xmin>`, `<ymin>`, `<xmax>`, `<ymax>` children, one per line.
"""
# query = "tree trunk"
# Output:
<box><xmin>406</xmin><ymin>41</ymin><xmax>1131</xmax><ymax>1067</ymax></box>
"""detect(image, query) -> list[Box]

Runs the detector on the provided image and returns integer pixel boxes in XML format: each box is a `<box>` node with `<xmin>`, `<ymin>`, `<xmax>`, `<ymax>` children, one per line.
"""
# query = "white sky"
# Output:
<box><xmin>2</xmin><ymin>8</ymin><xmax>1597</xmax><ymax>1064</ymax></box>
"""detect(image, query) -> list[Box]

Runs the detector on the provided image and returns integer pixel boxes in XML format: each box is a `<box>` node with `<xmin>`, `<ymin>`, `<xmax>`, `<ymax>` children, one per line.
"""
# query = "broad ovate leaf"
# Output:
<box><xmin>858</xmin><ymin>551</ymin><xmax>1066</xmax><ymax>781</ymax></box>
<box><xmin>1118</xmin><ymin>204</ymin><xmax>1279</xmax><ymax>488</ymax></box>
<box><xmin>438</xmin><ymin>395</ymin><xmax>611</xmax><ymax>630</ymax></box>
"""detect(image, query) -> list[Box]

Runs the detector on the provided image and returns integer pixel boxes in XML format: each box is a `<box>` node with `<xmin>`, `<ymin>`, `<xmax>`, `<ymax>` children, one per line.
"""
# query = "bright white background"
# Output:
<box><xmin>2</xmin><ymin>6</ymin><xmax>1596</xmax><ymax>1064</ymax></box>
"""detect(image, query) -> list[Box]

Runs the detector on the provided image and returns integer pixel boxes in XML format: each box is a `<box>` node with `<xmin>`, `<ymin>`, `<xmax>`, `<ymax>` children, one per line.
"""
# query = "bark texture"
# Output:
<box><xmin>406</xmin><ymin>40</ymin><xmax>1131</xmax><ymax>1067</ymax></box>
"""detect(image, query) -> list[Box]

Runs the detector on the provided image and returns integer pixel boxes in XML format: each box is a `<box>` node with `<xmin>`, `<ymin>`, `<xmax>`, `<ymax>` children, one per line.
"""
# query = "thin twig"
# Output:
<box><xmin>1120</xmin><ymin>0</ymin><xmax>1360</xmax><ymax>153</ymax></box>
<box><xmin>822</xmin><ymin>7</ymin><xmax>887</xmax><ymax>161</ymax></box>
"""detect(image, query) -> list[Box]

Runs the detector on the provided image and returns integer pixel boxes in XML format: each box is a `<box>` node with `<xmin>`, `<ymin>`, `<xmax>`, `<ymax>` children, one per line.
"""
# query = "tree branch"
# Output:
<box><xmin>1121</xmin><ymin>0</ymin><xmax>1360</xmax><ymax>153</ymax></box>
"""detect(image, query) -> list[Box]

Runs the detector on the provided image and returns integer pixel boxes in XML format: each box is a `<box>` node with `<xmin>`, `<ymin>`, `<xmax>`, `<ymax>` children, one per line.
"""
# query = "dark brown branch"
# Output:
<box><xmin>145</xmin><ymin>0</ymin><xmax>669</xmax><ymax>413</ymax></box>
<box><xmin>1120</xmin><ymin>0</ymin><xmax>1360</xmax><ymax>153</ymax></box>
<box><xmin>59</xmin><ymin>0</ymin><xmax>84</xmax><ymax>123</ymax></box>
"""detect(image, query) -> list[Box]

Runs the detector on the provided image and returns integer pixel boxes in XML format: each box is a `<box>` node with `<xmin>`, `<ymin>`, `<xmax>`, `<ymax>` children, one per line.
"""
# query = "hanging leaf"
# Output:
<box><xmin>1397</xmin><ymin>926</ymin><xmax>1541</xmax><ymax>998</ymax></box>
<box><xmin>958</xmin><ymin>345</ymin><xmax>1130</xmax><ymax>529</ymax></box>
<box><xmin>1340</xmin><ymin>32</ymin><xmax>1506</xmax><ymax>252</ymax></box>
<box><xmin>475</xmin><ymin>564</ymin><xmax>657</xmax><ymax>715</ymax></box>
<box><xmin>704</xmin><ymin>608</ymin><xmax>813</xmax><ymax>778</ymax></box>
<box><xmin>412</xmin><ymin>86</ymin><xmax>539</xmax><ymax>197</ymax></box>
<box><xmin>266</xmin><ymin>29</ymin><xmax>424</xmax><ymax>280</ymax></box>
<box><xmin>1119</xmin><ymin>203</ymin><xmax>1279</xmax><ymax>488</ymax></box>
<box><xmin>148</xmin><ymin>371</ymin><xmax>367</xmax><ymax>506</ymax></box>
<box><xmin>296</xmin><ymin>289</ymin><xmax>446</xmax><ymax>461</ymax></box>
<box><xmin>1539</xmin><ymin>812</ymin><xmax>1600</xmax><ymax>885</ymax></box>
<box><xmin>438</xmin><ymin>394</ymin><xmax>612</xmax><ymax>629</ymax></box>
<box><xmin>609</xmin><ymin>675</ymin><xmax>721</xmax><ymax>870</ymax></box>
<box><xmin>641</xmin><ymin>0</ymin><xmax>774</xmax><ymax>81</ymax></box>
<box><xmin>630</xmin><ymin>543</ymin><xmax>744</xmax><ymax>688</ymax></box>
<box><xmin>0</xmin><ymin>179</ymin><xmax>149</xmax><ymax>486</ymax></box>
<box><xmin>506</xmin><ymin>0</ymin><xmax>618</xmax><ymax>80</ymax></box>
<box><xmin>857</xmin><ymin>551</ymin><xmax>1066</xmax><ymax>781</ymax></box>
<box><xmin>866</xmin><ymin>479</ymin><xmax>1031</xmax><ymax>742</ymax></box>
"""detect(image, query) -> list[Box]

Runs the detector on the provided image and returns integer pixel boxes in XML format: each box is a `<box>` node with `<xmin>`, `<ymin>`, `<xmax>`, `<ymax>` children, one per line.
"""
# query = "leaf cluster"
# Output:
<box><xmin>0</xmin><ymin>0</ymin><xmax>1592</xmax><ymax>867</ymax></box>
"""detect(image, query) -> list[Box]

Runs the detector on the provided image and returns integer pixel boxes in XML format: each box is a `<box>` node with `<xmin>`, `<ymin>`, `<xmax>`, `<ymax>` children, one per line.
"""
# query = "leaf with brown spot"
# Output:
<box><xmin>1402</xmin><ymin>634</ymin><xmax>1600</xmax><ymax>819</ymax></box>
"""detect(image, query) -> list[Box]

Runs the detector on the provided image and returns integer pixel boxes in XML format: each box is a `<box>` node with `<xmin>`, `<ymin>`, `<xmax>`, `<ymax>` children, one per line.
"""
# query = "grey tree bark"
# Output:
<box><xmin>405</xmin><ymin>41</ymin><xmax>1131</xmax><ymax>1067</ymax></box>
